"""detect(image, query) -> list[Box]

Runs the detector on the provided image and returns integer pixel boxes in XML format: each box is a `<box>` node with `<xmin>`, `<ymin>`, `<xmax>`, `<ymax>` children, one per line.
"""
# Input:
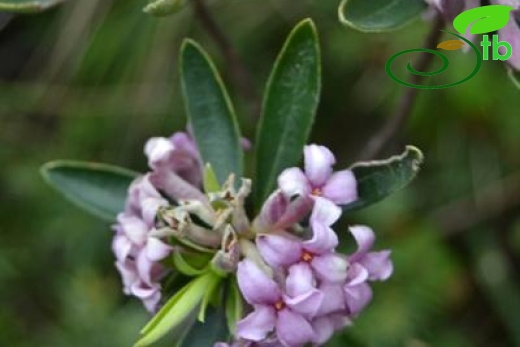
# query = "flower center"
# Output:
<box><xmin>301</xmin><ymin>250</ymin><xmax>314</xmax><ymax>262</ymax></box>
<box><xmin>274</xmin><ymin>300</ymin><xmax>286</xmax><ymax>311</ymax></box>
<box><xmin>311</xmin><ymin>188</ymin><xmax>322</xmax><ymax>196</ymax></box>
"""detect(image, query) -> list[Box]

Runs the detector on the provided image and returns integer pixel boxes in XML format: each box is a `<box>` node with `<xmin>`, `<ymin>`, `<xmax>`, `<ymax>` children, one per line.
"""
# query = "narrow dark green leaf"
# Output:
<box><xmin>339</xmin><ymin>0</ymin><xmax>426</xmax><ymax>33</ymax></box>
<box><xmin>255</xmin><ymin>19</ymin><xmax>321</xmax><ymax>210</ymax></box>
<box><xmin>343</xmin><ymin>146</ymin><xmax>424</xmax><ymax>211</ymax></box>
<box><xmin>180</xmin><ymin>39</ymin><xmax>243</xmax><ymax>185</ymax></box>
<box><xmin>181</xmin><ymin>305</ymin><xmax>229</xmax><ymax>347</ymax></box>
<box><xmin>40</xmin><ymin>161</ymin><xmax>138</xmax><ymax>222</ymax></box>
<box><xmin>0</xmin><ymin>0</ymin><xmax>65</xmax><ymax>13</ymax></box>
<box><xmin>225</xmin><ymin>278</ymin><xmax>243</xmax><ymax>334</ymax></box>
<box><xmin>136</xmin><ymin>272</ymin><xmax>221</xmax><ymax>347</ymax></box>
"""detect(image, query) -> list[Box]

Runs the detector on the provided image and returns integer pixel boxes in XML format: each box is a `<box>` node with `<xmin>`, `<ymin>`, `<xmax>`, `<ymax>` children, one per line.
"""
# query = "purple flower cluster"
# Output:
<box><xmin>223</xmin><ymin>145</ymin><xmax>393</xmax><ymax>347</ymax></box>
<box><xmin>112</xmin><ymin>132</ymin><xmax>201</xmax><ymax>312</ymax></box>
<box><xmin>112</xmin><ymin>133</ymin><xmax>393</xmax><ymax>346</ymax></box>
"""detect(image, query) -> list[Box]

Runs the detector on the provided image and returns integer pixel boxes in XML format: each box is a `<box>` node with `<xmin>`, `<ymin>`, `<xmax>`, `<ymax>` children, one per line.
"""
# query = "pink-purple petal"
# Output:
<box><xmin>321</xmin><ymin>170</ymin><xmax>358</xmax><ymax>205</ymax></box>
<box><xmin>278</xmin><ymin>168</ymin><xmax>311</xmax><ymax>198</ymax></box>
<box><xmin>309</xmin><ymin>197</ymin><xmax>341</xmax><ymax>227</ymax></box>
<box><xmin>285</xmin><ymin>263</ymin><xmax>315</xmax><ymax>297</ymax></box>
<box><xmin>146</xmin><ymin>237</ymin><xmax>173</xmax><ymax>262</ymax></box>
<box><xmin>284</xmin><ymin>289</ymin><xmax>323</xmax><ymax>318</ymax></box>
<box><xmin>276</xmin><ymin>309</ymin><xmax>315</xmax><ymax>347</ymax></box>
<box><xmin>236</xmin><ymin>305</ymin><xmax>277</xmax><ymax>342</ymax></box>
<box><xmin>346</xmin><ymin>262</ymin><xmax>369</xmax><ymax>286</ymax></box>
<box><xmin>344</xmin><ymin>282</ymin><xmax>373</xmax><ymax>316</ymax></box>
<box><xmin>311</xmin><ymin>253</ymin><xmax>348</xmax><ymax>284</ymax></box>
<box><xmin>316</xmin><ymin>284</ymin><xmax>346</xmax><ymax>316</ymax></box>
<box><xmin>359</xmin><ymin>250</ymin><xmax>394</xmax><ymax>281</ymax></box>
<box><xmin>348</xmin><ymin>225</ymin><xmax>375</xmax><ymax>262</ymax></box>
<box><xmin>305</xmin><ymin>220</ymin><xmax>339</xmax><ymax>254</ymax></box>
<box><xmin>256</xmin><ymin>234</ymin><xmax>301</xmax><ymax>268</ymax></box>
<box><xmin>303</xmin><ymin>144</ymin><xmax>335</xmax><ymax>188</ymax></box>
<box><xmin>311</xmin><ymin>316</ymin><xmax>335</xmax><ymax>345</ymax></box>
<box><xmin>237</xmin><ymin>259</ymin><xmax>281</xmax><ymax>305</ymax></box>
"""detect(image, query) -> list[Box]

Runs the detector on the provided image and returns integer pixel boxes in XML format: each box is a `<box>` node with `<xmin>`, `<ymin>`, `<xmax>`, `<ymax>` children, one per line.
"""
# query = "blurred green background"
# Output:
<box><xmin>1</xmin><ymin>0</ymin><xmax>520</xmax><ymax>346</ymax></box>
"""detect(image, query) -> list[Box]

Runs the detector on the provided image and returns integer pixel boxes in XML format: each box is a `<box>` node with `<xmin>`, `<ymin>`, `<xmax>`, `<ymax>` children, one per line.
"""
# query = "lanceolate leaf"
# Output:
<box><xmin>255</xmin><ymin>19</ymin><xmax>321</xmax><ymax>210</ymax></box>
<box><xmin>0</xmin><ymin>0</ymin><xmax>65</xmax><ymax>13</ymax></box>
<box><xmin>136</xmin><ymin>272</ymin><xmax>221</xmax><ymax>347</ymax></box>
<box><xmin>180</xmin><ymin>40</ymin><xmax>243</xmax><ymax>185</ymax></box>
<box><xmin>339</xmin><ymin>0</ymin><xmax>426</xmax><ymax>33</ymax></box>
<box><xmin>343</xmin><ymin>146</ymin><xmax>424</xmax><ymax>211</ymax></box>
<box><xmin>40</xmin><ymin>161</ymin><xmax>138</xmax><ymax>222</ymax></box>
<box><xmin>181</xmin><ymin>305</ymin><xmax>229</xmax><ymax>347</ymax></box>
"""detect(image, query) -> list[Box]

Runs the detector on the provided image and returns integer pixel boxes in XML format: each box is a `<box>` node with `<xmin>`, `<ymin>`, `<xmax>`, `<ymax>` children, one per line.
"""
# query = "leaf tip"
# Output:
<box><xmin>404</xmin><ymin>145</ymin><xmax>424</xmax><ymax>171</ymax></box>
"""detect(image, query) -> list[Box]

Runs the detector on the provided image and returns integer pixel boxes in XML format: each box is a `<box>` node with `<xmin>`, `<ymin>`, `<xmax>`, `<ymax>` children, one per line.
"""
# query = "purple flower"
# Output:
<box><xmin>278</xmin><ymin>144</ymin><xmax>357</xmax><ymax>206</ymax></box>
<box><xmin>144</xmin><ymin>131</ymin><xmax>202</xmax><ymax>186</ymax></box>
<box><xmin>343</xmin><ymin>225</ymin><xmax>393</xmax><ymax>315</ymax></box>
<box><xmin>253</xmin><ymin>190</ymin><xmax>313</xmax><ymax>232</ymax></box>
<box><xmin>112</xmin><ymin>175</ymin><xmax>173</xmax><ymax>312</ymax></box>
<box><xmin>236</xmin><ymin>259</ymin><xmax>323</xmax><ymax>347</ymax></box>
<box><xmin>257</xmin><ymin>198</ymin><xmax>348</xmax><ymax>284</ymax></box>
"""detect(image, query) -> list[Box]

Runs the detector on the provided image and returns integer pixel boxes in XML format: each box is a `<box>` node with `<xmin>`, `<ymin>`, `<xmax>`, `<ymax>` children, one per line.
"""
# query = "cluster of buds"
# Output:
<box><xmin>112</xmin><ymin>132</ymin><xmax>393</xmax><ymax>346</ymax></box>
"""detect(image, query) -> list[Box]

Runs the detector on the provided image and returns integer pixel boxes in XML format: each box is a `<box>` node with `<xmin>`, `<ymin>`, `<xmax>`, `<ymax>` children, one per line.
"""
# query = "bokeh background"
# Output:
<box><xmin>1</xmin><ymin>0</ymin><xmax>520</xmax><ymax>346</ymax></box>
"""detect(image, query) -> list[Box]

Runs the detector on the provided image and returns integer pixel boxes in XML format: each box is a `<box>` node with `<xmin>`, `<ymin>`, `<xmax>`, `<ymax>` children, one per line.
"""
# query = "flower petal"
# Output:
<box><xmin>346</xmin><ymin>262</ymin><xmax>369</xmax><ymax>286</ymax></box>
<box><xmin>255</xmin><ymin>190</ymin><xmax>288</xmax><ymax>229</ymax></box>
<box><xmin>118</xmin><ymin>214</ymin><xmax>148</xmax><ymax>246</ymax></box>
<box><xmin>285</xmin><ymin>263</ymin><xmax>316</xmax><ymax>297</ymax></box>
<box><xmin>311</xmin><ymin>253</ymin><xmax>348</xmax><ymax>284</ymax></box>
<box><xmin>344</xmin><ymin>282</ymin><xmax>373</xmax><ymax>316</ymax></box>
<box><xmin>359</xmin><ymin>250</ymin><xmax>393</xmax><ymax>281</ymax></box>
<box><xmin>311</xmin><ymin>316</ymin><xmax>335</xmax><ymax>345</ymax></box>
<box><xmin>303</xmin><ymin>144</ymin><xmax>335</xmax><ymax>187</ymax></box>
<box><xmin>236</xmin><ymin>305</ymin><xmax>276</xmax><ymax>342</ymax></box>
<box><xmin>305</xmin><ymin>200</ymin><xmax>340</xmax><ymax>254</ymax></box>
<box><xmin>348</xmin><ymin>225</ymin><xmax>375</xmax><ymax>262</ymax></box>
<box><xmin>237</xmin><ymin>259</ymin><xmax>281</xmax><ymax>305</ymax></box>
<box><xmin>278</xmin><ymin>168</ymin><xmax>311</xmax><ymax>198</ymax></box>
<box><xmin>276</xmin><ymin>309</ymin><xmax>315</xmax><ymax>346</ymax></box>
<box><xmin>310</xmin><ymin>196</ymin><xmax>341</xmax><ymax>226</ymax></box>
<box><xmin>144</xmin><ymin>137</ymin><xmax>176</xmax><ymax>170</ymax></box>
<box><xmin>112</xmin><ymin>233</ymin><xmax>133</xmax><ymax>262</ymax></box>
<box><xmin>149</xmin><ymin>169</ymin><xmax>208</xmax><ymax>204</ymax></box>
<box><xmin>317</xmin><ymin>284</ymin><xmax>346</xmax><ymax>316</ymax></box>
<box><xmin>257</xmin><ymin>234</ymin><xmax>301</xmax><ymax>268</ymax></box>
<box><xmin>146</xmin><ymin>237</ymin><xmax>173</xmax><ymax>262</ymax></box>
<box><xmin>141</xmin><ymin>197</ymin><xmax>168</xmax><ymax>226</ymax></box>
<box><xmin>321</xmin><ymin>170</ymin><xmax>358</xmax><ymax>205</ymax></box>
<box><xmin>273</xmin><ymin>195</ymin><xmax>313</xmax><ymax>230</ymax></box>
<box><xmin>284</xmin><ymin>288</ymin><xmax>323</xmax><ymax>318</ymax></box>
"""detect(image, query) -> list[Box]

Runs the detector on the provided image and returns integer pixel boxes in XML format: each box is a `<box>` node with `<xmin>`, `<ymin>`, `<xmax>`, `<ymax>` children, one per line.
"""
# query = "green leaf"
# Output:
<box><xmin>181</xmin><ymin>305</ymin><xmax>229</xmax><ymax>347</ymax></box>
<box><xmin>172</xmin><ymin>251</ymin><xmax>208</xmax><ymax>277</ymax></box>
<box><xmin>136</xmin><ymin>272</ymin><xmax>221</xmax><ymax>347</ymax></box>
<box><xmin>343</xmin><ymin>146</ymin><xmax>424</xmax><ymax>211</ymax></box>
<box><xmin>0</xmin><ymin>0</ymin><xmax>65</xmax><ymax>13</ymax></box>
<box><xmin>40</xmin><ymin>161</ymin><xmax>138</xmax><ymax>222</ymax></box>
<box><xmin>254</xmin><ymin>19</ymin><xmax>321</xmax><ymax>210</ymax></box>
<box><xmin>203</xmin><ymin>163</ymin><xmax>221</xmax><ymax>193</ymax></box>
<box><xmin>180</xmin><ymin>39</ymin><xmax>243</xmax><ymax>186</ymax></box>
<box><xmin>225</xmin><ymin>278</ymin><xmax>243</xmax><ymax>334</ymax></box>
<box><xmin>338</xmin><ymin>0</ymin><xmax>426</xmax><ymax>33</ymax></box>
<box><xmin>143</xmin><ymin>0</ymin><xmax>186</xmax><ymax>17</ymax></box>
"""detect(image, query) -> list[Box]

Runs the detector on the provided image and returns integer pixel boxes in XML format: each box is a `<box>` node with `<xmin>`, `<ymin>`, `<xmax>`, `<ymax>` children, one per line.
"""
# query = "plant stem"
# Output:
<box><xmin>191</xmin><ymin>0</ymin><xmax>260</xmax><ymax>119</ymax></box>
<box><xmin>358</xmin><ymin>13</ymin><xmax>445</xmax><ymax>161</ymax></box>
